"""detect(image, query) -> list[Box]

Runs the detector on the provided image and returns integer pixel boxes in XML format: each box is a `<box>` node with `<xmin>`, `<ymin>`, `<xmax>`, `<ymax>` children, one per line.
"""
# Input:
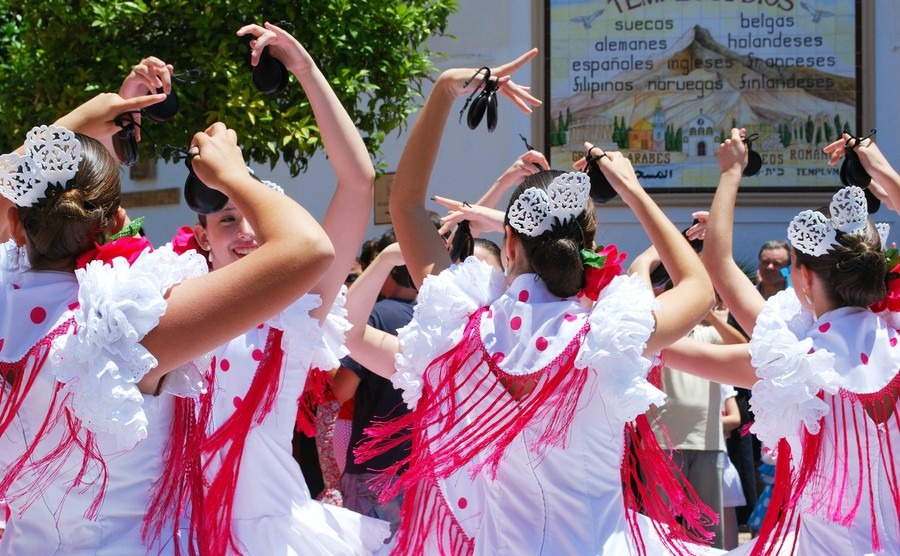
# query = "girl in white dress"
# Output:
<box><xmin>181</xmin><ymin>22</ymin><xmax>389</xmax><ymax>556</ymax></box>
<box><xmin>0</xmin><ymin>94</ymin><xmax>336</xmax><ymax>554</ymax></box>
<box><xmin>665</xmin><ymin>129</ymin><xmax>900</xmax><ymax>555</ymax></box>
<box><xmin>342</xmin><ymin>50</ymin><xmax>721</xmax><ymax>555</ymax></box>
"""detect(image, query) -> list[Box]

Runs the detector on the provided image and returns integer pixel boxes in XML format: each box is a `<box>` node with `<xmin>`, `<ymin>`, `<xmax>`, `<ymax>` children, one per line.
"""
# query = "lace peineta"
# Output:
<box><xmin>507</xmin><ymin>171</ymin><xmax>590</xmax><ymax>238</ymax></box>
<box><xmin>788</xmin><ymin>186</ymin><xmax>878</xmax><ymax>257</ymax></box>
<box><xmin>0</xmin><ymin>125</ymin><xmax>82</xmax><ymax>208</ymax></box>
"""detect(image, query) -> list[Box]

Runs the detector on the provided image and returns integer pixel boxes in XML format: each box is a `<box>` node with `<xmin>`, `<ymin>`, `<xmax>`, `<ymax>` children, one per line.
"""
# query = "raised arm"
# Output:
<box><xmin>342</xmin><ymin>243</ymin><xmax>404</xmax><ymax>379</ymax></box>
<box><xmin>238</xmin><ymin>22</ymin><xmax>375</xmax><ymax>322</ymax></box>
<box><xmin>1</xmin><ymin>91</ymin><xmax>166</xmax><ymax>241</ymax></box>
<box><xmin>476</xmin><ymin>150</ymin><xmax>549</xmax><ymax>209</ymax></box>
<box><xmin>587</xmin><ymin>146</ymin><xmax>715</xmax><ymax>354</ymax></box>
<box><xmin>824</xmin><ymin>133</ymin><xmax>900</xmax><ymax>215</ymax></box>
<box><xmin>138</xmin><ymin>122</ymin><xmax>334</xmax><ymax>392</ymax></box>
<box><xmin>389</xmin><ymin>50</ymin><xmax>541</xmax><ymax>287</ymax></box>
<box><xmin>626</xmin><ymin>243</ymin><xmax>663</xmax><ymax>290</ymax></box>
<box><xmin>704</xmin><ymin>128</ymin><xmax>766</xmax><ymax>332</ymax></box>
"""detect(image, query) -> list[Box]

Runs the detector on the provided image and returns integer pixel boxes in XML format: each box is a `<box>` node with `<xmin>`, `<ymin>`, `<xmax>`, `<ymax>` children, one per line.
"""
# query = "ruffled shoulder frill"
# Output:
<box><xmin>268</xmin><ymin>288</ymin><xmax>351</xmax><ymax>373</ymax></box>
<box><xmin>575</xmin><ymin>273</ymin><xmax>664</xmax><ymax>423</ymax></box>
<box><xmin>393</xmin><ymin>257</ymin><xmax>507</xmax><ymax>408</ymax></box>
<box><xmin>748</xmin><ymin>289</ymin><xmax>841</xmax><ymax>455</ymax></box>
<box><xmin>50</xmin><ymin>245</ymin><xmax>209</xmax><ymax>450</ymax></box>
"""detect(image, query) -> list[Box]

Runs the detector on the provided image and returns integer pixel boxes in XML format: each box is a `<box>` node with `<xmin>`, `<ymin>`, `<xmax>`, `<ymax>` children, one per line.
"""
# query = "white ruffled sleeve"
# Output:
<box><xmin>749</xmin><ymin>289</ymin><xmax>841</xmax><ymax>456</ymax></box>
<box><xmin>575</xmin><ymin>273</ymin><xmax>664</xmax><ymax>423</ymax></box>
<box><xmin>393</xmin><ymin>257</ymin><xmax>507</xmax><ymax>409</ymax></box>
<box><xmin>268</xmin><ymin>289</ymin><xmax>351</xmax><ymax>373</ymax></box>
<box><xmin>51</xmin><ymin>246</ymin><xmax>208</xmax><ymax>450</ymax></box>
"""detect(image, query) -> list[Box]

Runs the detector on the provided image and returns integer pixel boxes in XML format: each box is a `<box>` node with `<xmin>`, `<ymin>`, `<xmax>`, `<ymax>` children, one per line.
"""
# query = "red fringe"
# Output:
<box><xmin>142</xmin><ymin>388</ymin><xmax>212</xmax><ymax>556</ymax></box>
<box><xmin>295</xmin><ymin>367</ymin><xmax>331</xmax><ymax>436</ymax></box>
<box><xmin>390</xmin><ymin>473</ymin><xmax>474</xmax><ymax>556</ymax></box>
<box><xmin>751</xmin><ymin>371</ymin><xmax>900</xmax><ymax>555</ymax></box>
<box><xmin>621</xmin><ymin>415</ymin><xmax>718</xmax><ymax>555</ymax></box>
<box><xmin>0</xmin><ymin>319</ymin><xmax>109</xmax><ymax>521</ymax></box>
<box><xmin>359</xmin><ymin>307</ymin><xmax>714</xmax><ymax>554</ymax></box>
<box><xmin>198</xmin><ymin>328</ymin><xmax>285</xmax><ymax>556</ymax></box>
<box><xmin>355</xmin><ymin>307</ymin><xmax>592</xmax><ymax>503</ymax></box>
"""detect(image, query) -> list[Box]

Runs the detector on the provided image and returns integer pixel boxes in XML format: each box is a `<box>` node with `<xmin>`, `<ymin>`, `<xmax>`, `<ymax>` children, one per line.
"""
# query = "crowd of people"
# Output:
<box><xmin>2</xmin><ymin>22</ymin><xmax>900</xmax><ymax>556</ymax></box>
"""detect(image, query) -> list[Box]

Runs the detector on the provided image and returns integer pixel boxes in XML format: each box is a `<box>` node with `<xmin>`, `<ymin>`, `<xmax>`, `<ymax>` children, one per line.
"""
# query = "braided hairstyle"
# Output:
<box><xmin>794</xmin><ymin>218</ymin><xmax>887</xmax><ymax>308</ymax></box>
<box><xmin>17</xmin><ymin>133</ymin><xmax>121</xmax><ymax>269</ymax></box>
<box><xmin>504</xmin><ymin>170</ymin><xmax>597</xmax><ymax>298</ymax></box>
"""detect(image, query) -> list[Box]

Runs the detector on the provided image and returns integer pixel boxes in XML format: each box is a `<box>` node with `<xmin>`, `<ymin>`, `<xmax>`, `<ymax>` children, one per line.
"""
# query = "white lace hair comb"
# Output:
<box><xmin>787</xmin><ymin>186</ymin><xmax>888</xmax><ymax>256</ymax></box>
<box><xmin>0</xmin><ymin>125</ymin><xmax>83</xmax><ymax>208</ymax></box>
<box><xmin>507</xmin><ymin>171</ymin><xmax>590</xmax><ymax>237</ymax></box>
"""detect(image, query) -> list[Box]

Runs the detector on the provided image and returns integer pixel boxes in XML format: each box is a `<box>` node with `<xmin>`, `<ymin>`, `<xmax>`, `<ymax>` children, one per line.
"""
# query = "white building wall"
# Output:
<box><xmin>129</xmin><ymin>0</ymin><xmax>900</xmax><ymax>269</ymax></box>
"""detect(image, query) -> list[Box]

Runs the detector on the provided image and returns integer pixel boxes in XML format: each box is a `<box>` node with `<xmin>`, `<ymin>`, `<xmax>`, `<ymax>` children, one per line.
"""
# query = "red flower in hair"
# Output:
<box><xmin>171</xmin><ymin>226</ymin><xmax>200</xmax><ymax>255</ymax></box>
<box><xmin>76</xmin><ymin>236</ymin><xmax>153</xmax><ymax>269</ymax></box>
<box><xmin>578</xmin><ymin>244</ymin><xmax>626</xmax><ymax>301</ymax></box>
<box><xmin>170</xmin><ymin>225</ymin><xmax>211</xmax><ymax>269</ymax></box>
<box><xmin>870</xmin><ymin>259</ymin><xmax>900</xmax><ymax>314</ymax></box>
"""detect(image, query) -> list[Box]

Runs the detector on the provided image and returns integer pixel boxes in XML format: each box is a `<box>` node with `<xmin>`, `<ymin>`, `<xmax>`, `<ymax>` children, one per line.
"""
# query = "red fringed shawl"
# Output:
<box><xmin>751</xmin><ymin>374</ymin><xmax>900</xmax><ymax>555</ymax></box>
<box><xmin>0</xmin><ymin>318</ymin><xmax>112</xmax><ymax>523</ymax></box>
<box><xmin>357</xmin><ymin>307</ymin><xmax>716</xmax><ymax>555</ymax></box>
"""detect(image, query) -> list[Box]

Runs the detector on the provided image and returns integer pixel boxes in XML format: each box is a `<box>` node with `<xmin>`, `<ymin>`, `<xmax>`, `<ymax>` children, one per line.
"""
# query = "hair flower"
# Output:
<box><xmin>579</xmin><ymin>244</ymin><xmax>626</xmax><ymax>301</ymax></box>
<box><xmin>871</xmin><ymin>246</ymin><xmax>900</xmax><ymax>313</ymax></box>
<box><xmin>76</xmin><ymin>236</ymin><xmax>153</xmax><ymax>269</ymax></box>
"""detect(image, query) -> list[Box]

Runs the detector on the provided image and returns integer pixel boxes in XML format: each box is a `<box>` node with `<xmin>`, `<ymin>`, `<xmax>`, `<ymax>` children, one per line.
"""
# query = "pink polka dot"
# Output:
<box><xmin>891</xmin><ymin>337</ymin><xmax>898</xmax><ymax>348</ymax></box>
<box><xmin>518</xmin><ymin>290</ymin><xmax>529</xmax><ymax>302</ymax></box>
<box><xmin>564</xmin><ymin>313</ymin><xmax>576</xmax><ymax>322</ymax></box>
<box><xmin>233</xmin><ymin>396</ymin><xmax>242</xmax><ymax>408</ymax></box>
<box><xmin>30</xmin><ymin>307</ymin><xmax>47</xmax><ymax>324</ymax></box>
<box><xmin>510</xmin><ymin>316</ymin><xmax>522</xmax><ymax>330</ymax></box>
<box><xmin>251</xmin><ymin>349</ymin><xmax>263</xmax><ymax>361</ymax></box>
<box><xmin>458</xmin><ymin>497</ymin><xmax>468</xmax><ymax>509</ymax></box>
<box><xmin>807</xmin><ymin>348</ymin><xmax>816</xmax><ymax>354</ymax></box>
<box><xmin>486</xmin><ymin>309</ymin><xmax>493</xmax><ymax>319</ymax></box>
<box><xmin>12</xmin><ymin>284</ymin><xmax>19</xmax><ymax>290</ymax></box>
<box><xmin>818</xmin><ymin>322</ymin><xmax>831</xmax><ymax>333</ymax></box>
<box><xmin>492</xmin><ymin>352</ymin><xmax>505</xmax><ymax>364</ymax></box>
<box><xmin>0</xmin><ymin>338</ymin><xmax>4</xmax><ymax>352</ymax></box>
<box><xmin>535</xmin><ymin>337</ymin><xmax>548</xmax><ymax>351</ymax></box>
<box><xmin>68</xmin><ymin>302</ymin><xmax>79</xmax><ymax>311</ymax></box>
<box><xmin>861</xmin><ymin>353</ymin><xmax>869</xmax><ymax>365</ymax></box>
<box><xmin>220</xmin><ymin>359</ymin><xmax>231</xmax><ymax>372</ymax></box>
<box><xmin>257</xmin><ymin>323</ymin><xmax>265</xmax><ymax>329</ymax></box>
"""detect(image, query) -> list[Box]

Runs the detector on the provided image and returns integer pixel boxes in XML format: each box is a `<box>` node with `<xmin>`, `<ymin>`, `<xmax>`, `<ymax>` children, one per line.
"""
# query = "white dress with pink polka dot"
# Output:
<box><xmin>0</xmin><ymin>240</ymin><xmax>208</xmax><ymax>555</ymax></box>
<box><xmin>197</xmin><ymin>290</ymin><xmax>390</xmax><ymax>555</ymax></box>
<box><xmin>733</xmin><ymin>289</ymin><xmax>900</xmax><ymax>555</ymax></box>
<box><xmin>378</xmin><ymin>257</ymin><xmax>721</xmax><ymax>555</ymax></box>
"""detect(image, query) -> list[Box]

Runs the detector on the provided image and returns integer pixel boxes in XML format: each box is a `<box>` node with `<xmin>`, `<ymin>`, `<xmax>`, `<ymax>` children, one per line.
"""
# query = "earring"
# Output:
<box><xmin>802</xmin><ymin>288</ymin><xmax>813</xmax><ymax>305</ymax></box>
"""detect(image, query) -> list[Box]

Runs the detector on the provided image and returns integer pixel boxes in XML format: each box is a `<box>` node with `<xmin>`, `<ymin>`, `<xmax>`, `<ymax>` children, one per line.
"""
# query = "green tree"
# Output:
<box><xmin>779</xmin><ymin>122</ymin><xmax>791</xmax><ymax>147</ymax></box>
<box><xmin>0</xmin><ymin>0</ymin><xmax>457</xmax><ymax>174</ymax></box>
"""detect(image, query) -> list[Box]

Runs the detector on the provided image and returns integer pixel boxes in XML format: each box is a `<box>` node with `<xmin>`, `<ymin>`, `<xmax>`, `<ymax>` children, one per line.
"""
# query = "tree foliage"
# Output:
<box><xmin>0</xmin><ymin>0</ymin><xmax>457</xmax><ymax>174</ymax></box>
